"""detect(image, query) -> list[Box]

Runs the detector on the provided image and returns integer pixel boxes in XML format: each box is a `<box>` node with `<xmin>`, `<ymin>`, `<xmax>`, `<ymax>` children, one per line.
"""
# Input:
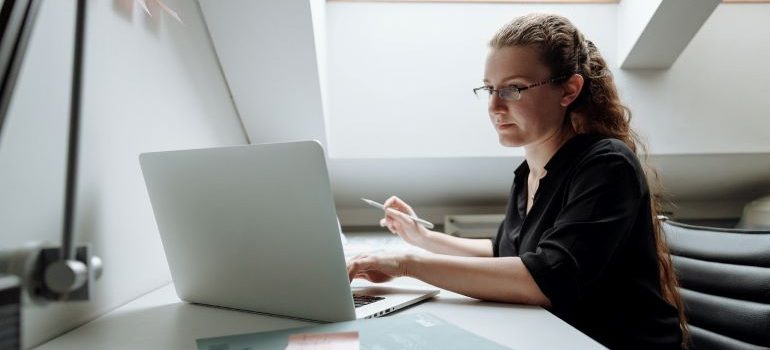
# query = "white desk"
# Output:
<box><xmin>35</xmin><ymin>233</ymin><xmax>605</xmax><ymax>350</ymax></box>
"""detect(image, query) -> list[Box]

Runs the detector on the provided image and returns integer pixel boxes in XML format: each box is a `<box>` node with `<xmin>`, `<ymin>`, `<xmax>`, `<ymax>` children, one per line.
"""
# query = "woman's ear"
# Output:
<box><xmin>560</xmin><ymin>74</ymin><xmax>584</xmax><ymax>107</ymax></box>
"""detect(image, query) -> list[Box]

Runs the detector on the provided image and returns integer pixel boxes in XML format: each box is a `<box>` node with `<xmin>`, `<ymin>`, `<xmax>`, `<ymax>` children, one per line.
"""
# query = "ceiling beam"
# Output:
<box><xmin>619</xmin><ymin>0</ymin><xmax>720</xmax><ymax>70</ymax></box>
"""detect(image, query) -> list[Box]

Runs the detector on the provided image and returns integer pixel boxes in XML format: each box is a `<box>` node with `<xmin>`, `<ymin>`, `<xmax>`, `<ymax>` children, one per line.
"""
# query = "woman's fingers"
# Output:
<box><xmin>379</xmin><ymin>216</ymin><xmax>396</xmax><ymax>234</ymax></box>
<box><xmin>348</xmin><ymin>256</ymin><xmax>382</xmax><ymax>281</ymax></box>
<box><xmin>386</xmin><ymin>208</ymin><xmax>417</xmax><ymax>227</ymax></box>
<box><xmin>383</xmin><ymin>195</ymin><xmax>415</xmax><ymax>216</ymax></box>
<box><xmin>381</xmin><ymin>215</ymin><xmax>403</xmax><ymax>235</ymax></box>
<box><xmin>383</xmin><ymin>195</ymin><xmax>399</xmax><ymax>208</ymax></box>
<box><xmin>347</xmin><ymin>257</ymin><xmax>369</xmax><ymax>280</ymax></box>
<box><xmin>362</xmin><ymin>271</ymin><xmax>393</xmax><ymax>283</ymax></box>
<box><xmin>384</xmin><ymin>196</ymin><xmax>414</xmax><ymax>215</ymax></box>
<box><xmin>381</xmin><ymin>196</ymin><xmax>419</xmax><ymax>234</ymax></box>
<box><xmin>348</xmin><ymin>257</ymin><xmax>395</xmax><ymax>283</ymax></box>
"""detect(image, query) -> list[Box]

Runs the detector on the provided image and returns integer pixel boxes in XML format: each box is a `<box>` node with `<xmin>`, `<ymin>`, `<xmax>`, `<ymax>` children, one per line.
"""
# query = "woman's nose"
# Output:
<box><xmin>489</xmin><ymin>94</ymin><xmax>507</xmax><ymax>114</ymax></box>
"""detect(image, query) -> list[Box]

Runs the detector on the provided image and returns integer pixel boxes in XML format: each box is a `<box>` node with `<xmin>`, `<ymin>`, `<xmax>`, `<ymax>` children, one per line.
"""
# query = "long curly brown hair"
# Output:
<box><xmin>489</xmin><ymin>13</ymin><xmax>689</xmax><ymax>348</ymax></box>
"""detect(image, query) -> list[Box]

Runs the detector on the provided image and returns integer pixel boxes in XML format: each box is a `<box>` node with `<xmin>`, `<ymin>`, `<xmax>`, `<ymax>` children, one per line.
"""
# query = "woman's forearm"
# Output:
<box><xmin>416</xmin><ymin>231</ymin><xmax>494</xmax><ymax>257</ymax></box>
<box><xmin>404</xmin><ymin>254</ymin><xmax>551</xmax><ymax>307</ymax></box>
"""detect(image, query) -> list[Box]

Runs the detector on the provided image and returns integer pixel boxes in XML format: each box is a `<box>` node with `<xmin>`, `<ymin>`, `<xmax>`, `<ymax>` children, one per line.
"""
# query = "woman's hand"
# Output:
<box><xmin>347</xmin><ymin>253</ymin><xmax>411</xmax><ymax>283</ymax></box>
<box><xmin>379</xmin><ymin>196</ymin><xmax>433</xmax><ymax>247</ymax></box>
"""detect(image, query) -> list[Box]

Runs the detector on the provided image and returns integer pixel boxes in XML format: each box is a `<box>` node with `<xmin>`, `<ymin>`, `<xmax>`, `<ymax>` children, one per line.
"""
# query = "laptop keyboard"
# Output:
<box><xmin>353</xmin><ymin>294</ymin><xmax>384</xmax><ymax>308</ymax></box>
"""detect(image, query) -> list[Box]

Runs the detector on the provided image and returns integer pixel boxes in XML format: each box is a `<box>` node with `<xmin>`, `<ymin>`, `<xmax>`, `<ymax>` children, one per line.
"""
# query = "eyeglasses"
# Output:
<box><xmin>473</xmin><ymin>75</ymin><xmax>569</xmax><ymax>102</ymax></box>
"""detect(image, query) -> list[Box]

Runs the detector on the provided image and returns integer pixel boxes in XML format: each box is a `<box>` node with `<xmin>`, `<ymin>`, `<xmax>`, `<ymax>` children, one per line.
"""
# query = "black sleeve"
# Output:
<box><xmin>492</xmin><ymin>220</ymin><xmax>504</xmax><ymax>257</ymax></box>
<box><xmin>519</xmin><ymin>153</ymin><xmax>644</xmax><ymax>315</ymax></box>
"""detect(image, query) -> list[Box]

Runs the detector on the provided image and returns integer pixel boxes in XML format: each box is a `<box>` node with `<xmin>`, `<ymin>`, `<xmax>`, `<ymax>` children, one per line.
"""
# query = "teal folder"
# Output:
<box><xmin>196</xmin><ymin>312</ymin><xmax>512</xmax><ymax>350</ymax></box>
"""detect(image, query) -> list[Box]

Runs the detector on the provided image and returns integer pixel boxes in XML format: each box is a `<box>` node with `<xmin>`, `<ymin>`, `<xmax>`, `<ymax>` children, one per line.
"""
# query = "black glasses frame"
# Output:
<box><xmin>473</xmin><ymin>75</ymin><xmax>570</xmax><ymax>101</ymax></box>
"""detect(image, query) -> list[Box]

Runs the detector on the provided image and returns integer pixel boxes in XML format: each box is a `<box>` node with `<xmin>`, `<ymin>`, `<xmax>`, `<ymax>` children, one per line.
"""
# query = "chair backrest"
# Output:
<box><xmin>661</xmin><ymin>218</ymin><xmax>770</xmax><ymax>350</ymax></box>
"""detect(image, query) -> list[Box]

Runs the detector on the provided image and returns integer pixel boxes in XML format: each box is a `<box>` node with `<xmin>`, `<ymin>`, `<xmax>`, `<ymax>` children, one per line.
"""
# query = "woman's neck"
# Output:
<box><xmin>524</xmin><ymin>127</ymin><xmax>576</xmax><ymax>178</ymax></box>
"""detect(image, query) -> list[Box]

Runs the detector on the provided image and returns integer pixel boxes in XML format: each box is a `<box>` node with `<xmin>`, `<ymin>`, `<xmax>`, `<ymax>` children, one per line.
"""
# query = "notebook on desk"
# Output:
<box><xmin>139</xmin><ymin>140</ymin><xmax>438</xmax><ymax>322</ymax></box>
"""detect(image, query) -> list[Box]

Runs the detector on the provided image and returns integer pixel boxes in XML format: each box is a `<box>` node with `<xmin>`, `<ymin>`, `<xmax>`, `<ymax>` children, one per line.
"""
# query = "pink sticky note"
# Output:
<box><xmin>285</xmin><ymin>331</ymin><xmax>359</xmax><ymax>350</ymax></box>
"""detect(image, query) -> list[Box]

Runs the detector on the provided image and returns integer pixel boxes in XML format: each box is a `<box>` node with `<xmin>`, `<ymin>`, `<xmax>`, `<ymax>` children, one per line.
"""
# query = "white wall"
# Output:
<box><xmin>0</xmin><ymin>0</ymin><xmax>246</xmax><ymax>347</ymax></box>
<box><xmin>619</xmin><ymin>3</ymin><xmax>770</xmax><ymax>154</ymax></box>
<box><xmin>617</xmin><ymin>0</ymin><xmax>661</xmax><ymax>64</ymax></box>
<box><xmin>326</xmin><ymin>2</ymin><xmax>616</xmax><ymax>159</ymax></box>
<box><xmin>198</xmin><ymin>0</ymin><xmax>327</xmax><ymax>147</ymax></box>
<box><xmin>310</xmin><ymin>0</ymin><xmax>332</xmax><ymax>144</ymax></box>
<box><xmin>326</xmin><ymin>2</ymin><xmax>770</xmax><ymax>158</ymax></box>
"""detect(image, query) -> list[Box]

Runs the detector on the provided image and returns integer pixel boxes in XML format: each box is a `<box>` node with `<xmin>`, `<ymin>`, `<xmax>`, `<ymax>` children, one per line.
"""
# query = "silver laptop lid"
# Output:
<box><xmin>139</xmin><ymin>140</ymin><xmax>356</xmax><ymax>322</ymax></box>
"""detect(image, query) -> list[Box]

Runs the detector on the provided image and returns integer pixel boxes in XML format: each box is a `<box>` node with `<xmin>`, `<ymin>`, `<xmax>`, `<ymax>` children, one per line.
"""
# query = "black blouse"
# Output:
<box><xmin>492</xmin><ymin>134</ymin><xmax>682</xmax><ymax>349</ymax></box>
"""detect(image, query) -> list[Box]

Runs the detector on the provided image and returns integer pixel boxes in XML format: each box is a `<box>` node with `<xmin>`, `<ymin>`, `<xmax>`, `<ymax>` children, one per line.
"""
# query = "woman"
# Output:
<box><xmin>346</xmin><ymin>13</ymin><xmax>686</xmax><ymax>349</ymax></box>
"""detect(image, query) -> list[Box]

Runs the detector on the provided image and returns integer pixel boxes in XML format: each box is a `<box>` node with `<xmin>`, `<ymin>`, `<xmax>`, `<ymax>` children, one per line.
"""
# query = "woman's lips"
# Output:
<box><xmin>496</xmin><ymin>123</ymin><xmax>516</xmax><ymax>130</ymax></box>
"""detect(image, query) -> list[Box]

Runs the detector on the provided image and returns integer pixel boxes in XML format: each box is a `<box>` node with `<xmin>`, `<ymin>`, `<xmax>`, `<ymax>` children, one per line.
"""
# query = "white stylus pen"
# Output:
<box><xmin>361</xmin><ymin>198</ymin><xmax>435</xmax><ymax>229</ymax></box>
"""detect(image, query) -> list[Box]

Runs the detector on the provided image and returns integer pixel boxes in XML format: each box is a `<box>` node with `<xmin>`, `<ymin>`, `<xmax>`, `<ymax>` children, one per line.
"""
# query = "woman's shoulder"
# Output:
<box><xmin>570</xmin><ymin>135</ymin><xmax>647</xmax><ymax>186</ymax></box>
<box><xmin>579</xmin><ymin>135</ymin><xmax>641</xmax><ymax>166</ymax></box>
<box><xmin>565</xmin><ymin>137</ymin><xmax>647</xmax><ymax>196</ymax></box>
<box><xmin>549</xmin><ymin>134</ymin><xmax>646</xmax><ymax>183</ymax></box>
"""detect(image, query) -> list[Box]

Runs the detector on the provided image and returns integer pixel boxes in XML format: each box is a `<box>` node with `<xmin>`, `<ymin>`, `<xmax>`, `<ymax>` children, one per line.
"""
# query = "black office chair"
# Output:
<box><xmin>661</xmin><ymin>217</ymin><xmax>770</xmax><ymax>350</ymax></box>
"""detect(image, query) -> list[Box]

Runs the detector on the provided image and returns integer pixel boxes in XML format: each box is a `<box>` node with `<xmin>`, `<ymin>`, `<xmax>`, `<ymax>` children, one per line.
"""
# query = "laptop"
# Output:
<box><xmin>139</xmin><ymin>140</ymin><xmax>439</xmax><ymax>322</ymax></box>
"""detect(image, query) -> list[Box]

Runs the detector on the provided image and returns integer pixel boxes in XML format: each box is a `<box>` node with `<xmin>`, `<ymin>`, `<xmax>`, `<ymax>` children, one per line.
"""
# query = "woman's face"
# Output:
<box><xmin>483</xmin><ymin>46</ymin><xmax>569</xmax><ymax>148</ymax></box>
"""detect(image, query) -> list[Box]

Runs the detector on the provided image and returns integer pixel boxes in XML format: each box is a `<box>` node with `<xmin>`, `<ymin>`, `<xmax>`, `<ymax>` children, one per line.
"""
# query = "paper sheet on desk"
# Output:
<box><xmin>196</xmin><ymin>313</ymin><xmax>512</xmax><ymax>350</ymax></box>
